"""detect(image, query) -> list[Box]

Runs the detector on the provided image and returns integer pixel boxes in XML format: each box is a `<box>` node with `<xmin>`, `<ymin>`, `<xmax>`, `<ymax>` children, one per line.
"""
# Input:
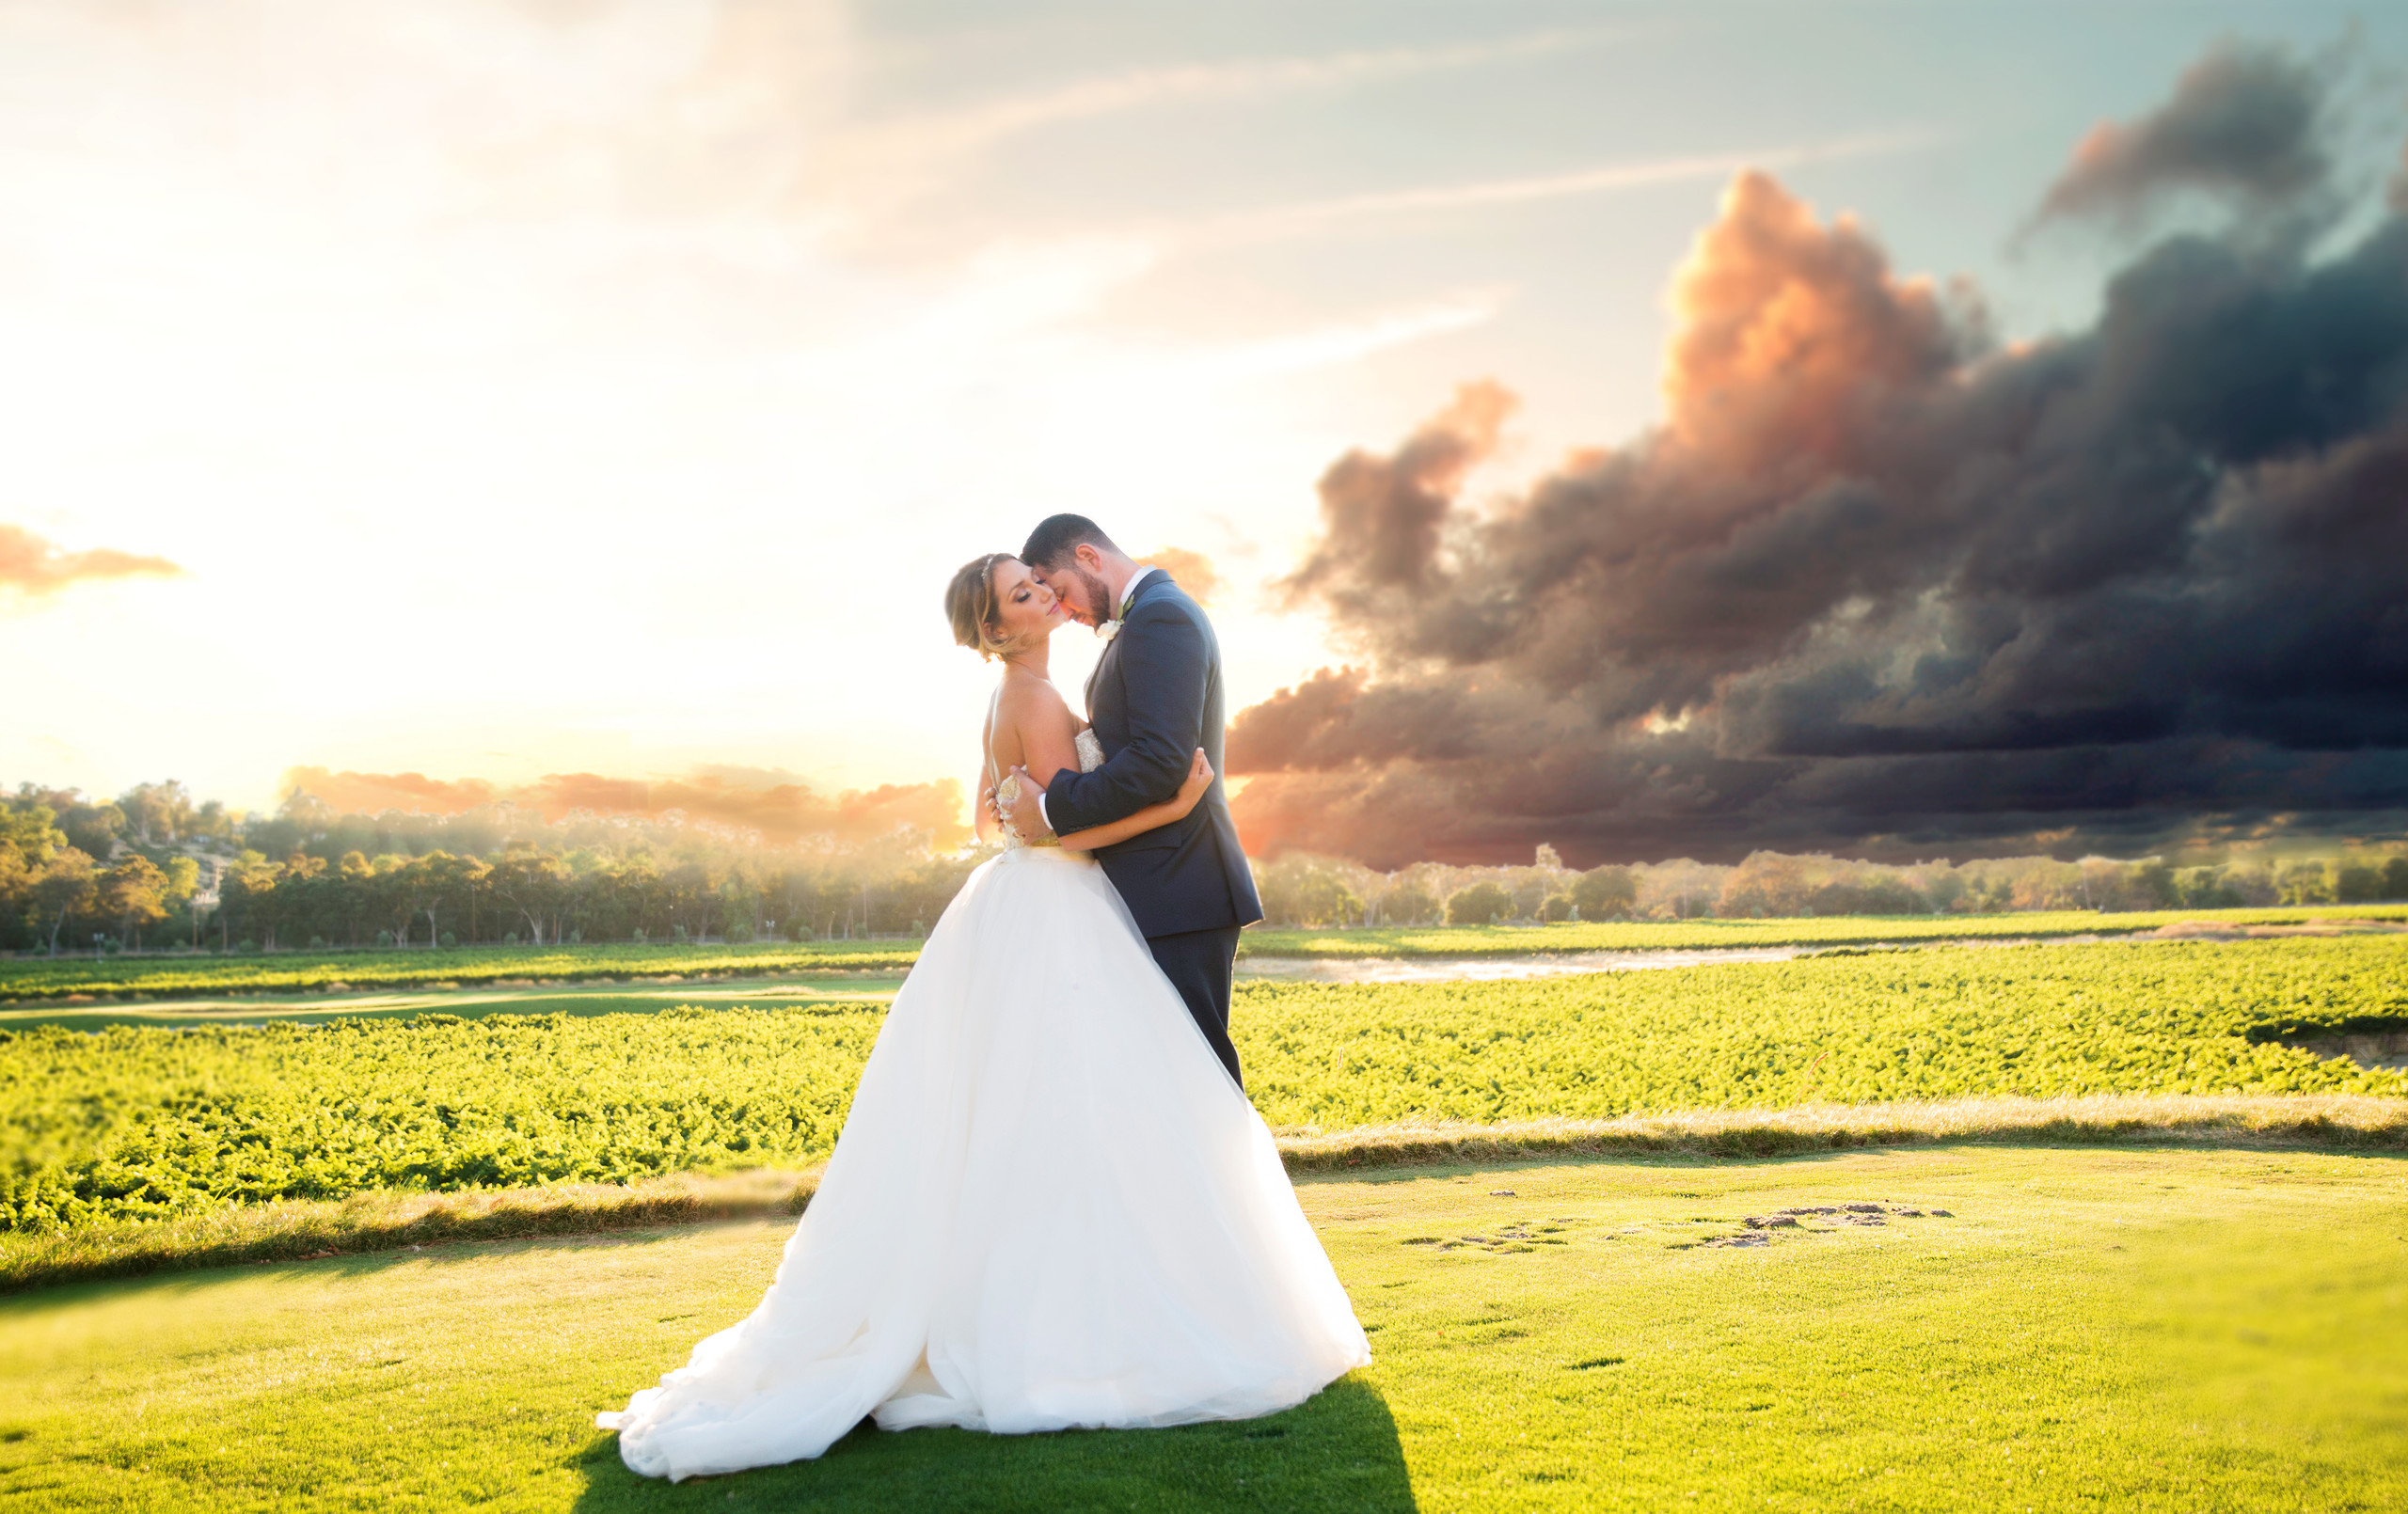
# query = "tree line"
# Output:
<box><xmin>1250</xmin><ymin>844</ymin><xmax>2408</xmax><ymax>927</ymax></box>
<box><xmin>1</xmin><ymin>781</ymin><xmax>971</xmax><ymax>955</ymax></box>
<box><xmin>7</xmin><ymin>777</ymin><xmax>2406</xmax><ymax>955</ymax></box>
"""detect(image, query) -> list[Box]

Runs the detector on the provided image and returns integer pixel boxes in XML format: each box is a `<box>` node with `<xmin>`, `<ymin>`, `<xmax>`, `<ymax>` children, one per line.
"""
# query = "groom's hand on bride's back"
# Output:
<box><xmin>1003</xmin><ymin>765</ymin><xmax>1050</xmax><ymax>839</ymax></box>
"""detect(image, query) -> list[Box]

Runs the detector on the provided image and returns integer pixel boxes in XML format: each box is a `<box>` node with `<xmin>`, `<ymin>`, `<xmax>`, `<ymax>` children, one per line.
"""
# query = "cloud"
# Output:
<box><xmin>2030</xmin><ymin>38</ymin><xmax>2337</xmax><ymax>233</ymax></box>
<box><xmin>0</xmin><ymin>525</ymin><xmax>182</xmax><ymax>598</ymax></box>
<box><xmin>1135</xmin><ymin>547</ymin><xmax>1223</xmax><ymax>606</ymax></box>
<box><xmin>1228</xmin><ymin>45</ymin><xmax>2408</xmax><ymax>868</ymax></box>
<box><xmin>280</xmin><ymin>765</ymin><xmax>967</xmax><ymax>849</ymax></box>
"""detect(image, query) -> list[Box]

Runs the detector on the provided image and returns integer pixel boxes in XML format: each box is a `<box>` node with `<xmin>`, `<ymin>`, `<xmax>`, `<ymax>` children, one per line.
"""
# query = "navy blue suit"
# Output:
<box><xmin>1045</xmin><ymin>572</ymin><xmax>1263</xmax><ymax>1083</ymax></box>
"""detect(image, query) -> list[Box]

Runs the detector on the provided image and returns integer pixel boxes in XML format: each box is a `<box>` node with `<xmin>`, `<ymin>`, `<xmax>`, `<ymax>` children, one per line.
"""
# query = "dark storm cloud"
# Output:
<box><xmin>2031</xmin><ymin>38</ymin><xmax>2338</xmax><ymax>230</ymax></box>
<box><xmin>1227</xmin><ymin>46</ymin><xmax>2408</xmax><ymax>868</ymax></box>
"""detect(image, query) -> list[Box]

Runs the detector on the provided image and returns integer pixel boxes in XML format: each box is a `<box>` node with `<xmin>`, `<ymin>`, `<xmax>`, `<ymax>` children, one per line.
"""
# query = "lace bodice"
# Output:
<box><xmin>990</xmin><ymin>702</ymin><xmax>1105</xmax><ymax>849</ymax></box>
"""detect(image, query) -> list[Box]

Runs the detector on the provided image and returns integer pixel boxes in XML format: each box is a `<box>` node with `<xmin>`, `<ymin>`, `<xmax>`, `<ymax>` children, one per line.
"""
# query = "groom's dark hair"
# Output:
<box><xmin>1021</xmin><ymin>513</ymin><xmax>1120</xmax><ymax>570</ymax></box>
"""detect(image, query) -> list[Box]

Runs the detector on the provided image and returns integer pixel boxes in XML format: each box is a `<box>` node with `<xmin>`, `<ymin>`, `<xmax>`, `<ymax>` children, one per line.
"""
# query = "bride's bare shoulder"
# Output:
<box><xmin>995</xmin><ymin>670</ymin><xmax>1074</xmax><ymax>728</ymax></box>
<box><xmin>996</xmin><ymin>670</ymin><xmax>1066</xmax><ymax>713</ymax></box>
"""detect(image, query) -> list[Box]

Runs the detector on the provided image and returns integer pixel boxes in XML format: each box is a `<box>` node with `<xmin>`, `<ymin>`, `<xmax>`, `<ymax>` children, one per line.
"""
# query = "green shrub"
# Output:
<box><xmin>1448</xmin><ymin>882</ymin><xmax>1512</xmax><ymax>926</ymax></box>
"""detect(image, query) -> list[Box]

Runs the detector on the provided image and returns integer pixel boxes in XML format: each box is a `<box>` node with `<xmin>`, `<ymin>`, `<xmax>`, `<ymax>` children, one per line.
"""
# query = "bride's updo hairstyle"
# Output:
<box><xmin>945</xmin><ymin>552</ymin><xmax>1015</xmax><ymax>660</ymax></box>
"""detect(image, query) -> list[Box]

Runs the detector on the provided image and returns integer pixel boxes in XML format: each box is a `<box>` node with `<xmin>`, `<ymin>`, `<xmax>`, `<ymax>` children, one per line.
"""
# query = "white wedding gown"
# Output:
<box><xmin>596</xmin><ymin>730</ymin><xmax>1370</xmax><ymax>1482</ymax></box>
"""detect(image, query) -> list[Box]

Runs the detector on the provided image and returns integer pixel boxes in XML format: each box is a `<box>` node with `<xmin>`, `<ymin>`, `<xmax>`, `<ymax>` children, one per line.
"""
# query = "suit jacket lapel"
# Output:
<box><xmin>1085</xmin><ymin>633</ymin><xmax>1117</xmax><ymax>710</ymax></box>
<box><xmin>1085</xmin><ymin>573</ymin><xmax>1160</xmax><ymax>712</ymax></box>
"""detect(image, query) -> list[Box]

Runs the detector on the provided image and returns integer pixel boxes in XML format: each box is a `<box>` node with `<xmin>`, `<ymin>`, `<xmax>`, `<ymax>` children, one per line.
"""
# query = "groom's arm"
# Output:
<box><xmin>1044</xmin><ymin>599</ymin><xmax>1207</xmax><ymax>834</ymax></box>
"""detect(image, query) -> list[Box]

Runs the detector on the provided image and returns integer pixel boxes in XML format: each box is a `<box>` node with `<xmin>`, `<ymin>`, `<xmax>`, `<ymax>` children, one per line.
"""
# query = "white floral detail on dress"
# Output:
<box><xmin>991</xmin><ymin>773</ymin><xmax>1051</xmax><ymax>849</ymax></box>
<box><xmin>993</xmin><ymin>729</ymin><xmax>1104</xmax><ymax>850</ymax></box>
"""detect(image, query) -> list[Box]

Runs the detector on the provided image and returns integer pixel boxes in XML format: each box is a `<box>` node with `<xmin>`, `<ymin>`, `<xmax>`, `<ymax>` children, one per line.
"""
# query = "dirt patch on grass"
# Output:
<box><xmin>2138</xmin><ymin>920</ymin><xmax>2408</xmax><ymax>941</ymax></box>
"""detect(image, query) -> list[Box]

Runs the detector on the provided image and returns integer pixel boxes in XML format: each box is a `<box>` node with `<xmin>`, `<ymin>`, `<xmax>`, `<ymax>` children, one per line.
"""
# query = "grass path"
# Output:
<box><xmin>1</xmin><ymin>1144</ymin><xmax>2400</xmax><ymax>1512</ymax></box>
<box><xmin>0</xmin><ymin>978</ymin><xmax>905</xmax><ymax>1033</ymax></box>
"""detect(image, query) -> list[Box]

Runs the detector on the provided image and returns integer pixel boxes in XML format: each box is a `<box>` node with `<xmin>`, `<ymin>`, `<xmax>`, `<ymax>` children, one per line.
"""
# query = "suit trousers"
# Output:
<box><xmin>1147</xmin><ymin>925</ymin><xmax>1244</xmax><ymax>1089</ymax></box>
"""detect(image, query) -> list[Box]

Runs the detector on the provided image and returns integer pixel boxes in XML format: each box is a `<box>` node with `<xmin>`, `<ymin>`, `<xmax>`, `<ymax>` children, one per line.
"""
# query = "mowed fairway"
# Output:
<box><xmin>0</xmin><ymin>1145</ymin><xmax>2400</xmax><ymax>1513</ymax></box>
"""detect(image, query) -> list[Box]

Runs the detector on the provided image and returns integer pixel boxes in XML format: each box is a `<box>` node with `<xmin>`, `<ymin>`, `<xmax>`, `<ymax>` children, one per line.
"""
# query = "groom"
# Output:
<box><xmin>1003</xmin><ymin>513</ymin><xmax>1264</xmax><ymax>1087</ymax></box>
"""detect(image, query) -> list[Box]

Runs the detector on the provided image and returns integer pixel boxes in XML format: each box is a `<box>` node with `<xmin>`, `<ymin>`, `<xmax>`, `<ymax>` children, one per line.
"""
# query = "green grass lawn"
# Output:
<box><xmin>0</xmin><ymin>1143</ymin><xmax>2398</xmax><ymax>1512</ymax></box>
<box><xmin>0</xmin><ymin>940</ymin><xmax>921</xmax><ymax>1004</ymax></box>
<box><xmin>0</xmin><ymin>977</ymin><xmax>905</xmax><ymax>1033</ymax></box>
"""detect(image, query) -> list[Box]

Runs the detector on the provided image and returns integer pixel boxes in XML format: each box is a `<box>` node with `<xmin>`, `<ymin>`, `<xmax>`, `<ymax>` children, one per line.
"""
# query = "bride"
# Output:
<box><xmin>594</xmin><ymin>553</ymin><xmax>1370</xmax><ymax>1481</ymax></box>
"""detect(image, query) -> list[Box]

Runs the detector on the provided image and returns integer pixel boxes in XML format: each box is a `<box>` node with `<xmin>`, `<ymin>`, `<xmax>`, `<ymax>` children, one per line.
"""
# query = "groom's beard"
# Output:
<box><xmin>1069</xmin><ymin>565</ymin><xmax>1114</xmax><ymax>625</ymax></box>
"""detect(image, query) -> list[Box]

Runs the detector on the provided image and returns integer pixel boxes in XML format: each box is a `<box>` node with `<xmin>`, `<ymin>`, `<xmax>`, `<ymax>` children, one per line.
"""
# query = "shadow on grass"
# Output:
<box><xmin>566</xmin><ymin>1374</ymin><xmax>1414</xmax><ymax>1514</ymax></box>
<box><xmin>0</xmin><ymin>1222</ymin><xmax>744</xmax><ymax>1318</ymax></box>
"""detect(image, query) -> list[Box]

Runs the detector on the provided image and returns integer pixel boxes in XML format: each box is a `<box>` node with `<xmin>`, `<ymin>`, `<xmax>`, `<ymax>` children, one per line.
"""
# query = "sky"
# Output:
<box><xmin>6</xmin><ymin>1</ymin><xmax>2405</xmax><ymax>861</ymax></box>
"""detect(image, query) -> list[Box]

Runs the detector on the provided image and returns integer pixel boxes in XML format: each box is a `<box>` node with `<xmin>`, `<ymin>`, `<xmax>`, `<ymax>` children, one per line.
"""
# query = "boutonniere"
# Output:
<box><xmin>1096</xmin><ymin>619</ymin><xmax>1121</xmax><ymax>642</ymax></box>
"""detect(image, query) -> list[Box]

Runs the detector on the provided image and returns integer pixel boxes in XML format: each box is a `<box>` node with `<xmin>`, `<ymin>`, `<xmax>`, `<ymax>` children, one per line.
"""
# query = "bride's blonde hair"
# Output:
<box><xmin>944</xmin><ymin>552</ymin><xmax>1016</xmax><ymax>660</ymax></box>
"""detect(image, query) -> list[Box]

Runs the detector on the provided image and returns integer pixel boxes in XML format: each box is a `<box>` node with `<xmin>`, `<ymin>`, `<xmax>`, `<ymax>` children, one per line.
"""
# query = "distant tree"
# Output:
<box><xmin>1542</xmin><ymin>894</ymin><xmax>1573</xmax><ymax>923</ymax></box>
<box><xmin>0</xmin><ymin>843</ymin><xmax>29</xmax><ymax>949</ymax></box>
<box><xmin>337</xmin><ymin>850</ymin><xmax>376</xmax><ymax>946</ymax></box>
<box><xmin>488</xmin><ymin>851</ymin><xmax>572</xmax><ymax>946</ymax></box>
<box><xmin>31</xmin><ymin>848</ymin><xmax>98</xmax><ymax>954</ymax></box>
<box><xmin>218</xmin><ymin>850</ymin><xmax>283</xmax><ymax>950</ymax></box>
<box><xmin>99</xmin><ymin>855</ymin><xmax>170</xmax><ymax>950</ymax></box>
<box><xmin>0</xmin><ymin>798</ymin><xmax>63</xmax><ymax>871</ymax></box>
<box><xmin>2334</xmin><ymin>861</ymin><xmax>2385</xmax><ymax>904</ymax></box>
<box><xmin>2174</xmin><ymin>866</ymin><xmax>2243</xmax><ymax>909</ymax></box>
<box><xmin>2275</xmin><ymin>860</ymin><xmax>2334</xmax><ymax>906</ymax></box>
<box><xmin>1254</xmin><ymin>854</ymin><xmax>1369</xmax><ymax>927</ymax></box>
<box><xmin>418</xmin><ymin>852</ymin><xmax>489</xmax><ymax>948</ymax></box>
<box><xmin>1447</xmin><ymin>882</ymin><xmax>1511</xmax><ymax>925</ymax></box>
<box><xmin>1380</xmin><ymin>884</ymin><xmax>1438</xmax><ymax>925</ymax></box>
<box><xmin>119</xmin><ymin>781</ymin><xmax>194</xmax><ymax>846</ymax></box>
<box><xmin>2384</xmin><ymin>858</ymin><xmax>2408</xmax><ymax>901</ymax></box>
<box><xmin>1719</xmin><ymin>852</ymin><xmax>1813</xmax><ymax>917</ymax></box>
<box><xmin>160</xmin><ymin>855</ymin><xmax>201</xmax><ymax>945</ymax></box>
<box><xmin>1810</xmin><ymin>871</ymin><xmax>1926</xmax><ymax>916</ymax></box>
<box><xmin>1291</xmin><ymin>871</ymin><xmax>1363</xmax><ymax>927</ymax></box>
<box><xmin>58</xmin><ymin>800</ymin><xmax>125</xmax><ymax>861</ymax></box>
<box><xmin>1570</xmin><ymin>866</ymin><xmax>1637</xmax><ymax>920</ymax></box>
<box><xmin>2124</xmin><ymin>860</ymin><xmax>2178</xmax><ymax>909</ymax></box>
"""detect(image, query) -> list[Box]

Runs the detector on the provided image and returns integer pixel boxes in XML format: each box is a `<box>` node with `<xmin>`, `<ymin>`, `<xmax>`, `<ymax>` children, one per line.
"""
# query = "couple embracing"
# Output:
<box><xmin>596</xmin><ymin>515</ymin><xmax>1370</xmax><ymax>1481</ymax></box>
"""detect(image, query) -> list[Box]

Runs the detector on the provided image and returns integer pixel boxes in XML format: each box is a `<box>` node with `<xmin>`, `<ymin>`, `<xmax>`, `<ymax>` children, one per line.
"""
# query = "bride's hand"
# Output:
<box><xmin>1176</xmin><ymin>748</ymin><xmax>1213</xmax><ymax>812</ymax></box>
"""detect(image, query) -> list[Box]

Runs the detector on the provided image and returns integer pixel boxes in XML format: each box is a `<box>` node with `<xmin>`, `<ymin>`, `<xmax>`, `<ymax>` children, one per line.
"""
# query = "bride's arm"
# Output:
<box><xmin>1055</xmin><ymin>749</ymin><xmax>1212</xmax><ymax>852</ymax></box>
<box><xmin>974</xmin><ymin>771</ymin><xmax>1000</xmax><ymax>844</ymax></box>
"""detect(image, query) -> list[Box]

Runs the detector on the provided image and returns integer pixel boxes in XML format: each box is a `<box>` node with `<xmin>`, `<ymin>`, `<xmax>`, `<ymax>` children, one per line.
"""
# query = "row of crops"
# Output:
<box><xmin>8</xmin><ymin>903</ymin><xmax>2408</xmax><ymax>1001</ymax></box>
<box><xmin>4</xmin><ymin>937</ymin><xmax>2401</xmax><ymax>1234</ymax></box>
